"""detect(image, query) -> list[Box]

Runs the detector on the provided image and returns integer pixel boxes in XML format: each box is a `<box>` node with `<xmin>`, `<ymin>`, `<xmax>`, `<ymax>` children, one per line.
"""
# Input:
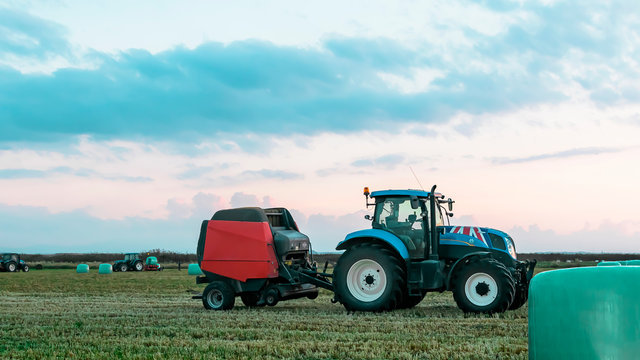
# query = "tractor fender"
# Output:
<box><xmin>445</xmin><ymin>251</ymin><xmax>493</xmax><ymax>290</ymax></box>
<box><xmin>336</xmin><ymin>229</ymin><xmax>410</xmax><ymax>260</ymax></box>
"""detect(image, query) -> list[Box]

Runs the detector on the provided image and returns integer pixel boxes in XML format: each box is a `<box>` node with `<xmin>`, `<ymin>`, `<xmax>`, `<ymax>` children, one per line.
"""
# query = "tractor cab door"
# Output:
<box><xmin>373</xmin><ymin>197</ymin><xmax>426</xmax><ymax>258</ymax></box>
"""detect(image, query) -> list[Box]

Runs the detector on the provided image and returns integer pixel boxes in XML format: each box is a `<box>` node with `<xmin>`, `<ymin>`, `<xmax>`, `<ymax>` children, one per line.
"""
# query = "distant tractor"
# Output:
<box><xmin>195</xmin><ymin>208</ymin><xmax>330</xmax><ymax>310</ymax></box>
<box><xmin>113</xmin><ymin>253</ymin><xmax>144</xmax><ymax>272</ymax></box>
<box><xmin>332</xmin><ymin>186</ymin><xmax>536</xmax><ymax>313</ymax></box>
<box><xmin>144</xmin><ymin>256</ymin><xmax>162</xmax><ymax>271</ymax></box>
<box><xmin>0</xmin><ymin>253</ymin><xmax>29</xmax><ymax>272</ymax></box>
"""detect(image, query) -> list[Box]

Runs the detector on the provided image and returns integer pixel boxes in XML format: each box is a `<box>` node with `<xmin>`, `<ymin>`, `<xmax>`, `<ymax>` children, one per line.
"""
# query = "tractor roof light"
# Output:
<box><xmin>363</xmin><ymin>187</ymin><xmax>370</xmax><ymax>196</ymax></box>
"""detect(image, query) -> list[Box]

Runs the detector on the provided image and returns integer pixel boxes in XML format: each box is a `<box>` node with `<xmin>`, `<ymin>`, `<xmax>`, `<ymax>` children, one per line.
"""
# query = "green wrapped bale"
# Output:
<box><xmin>98</xmin><ymin>263</ymin><xmax>113</xmax><ymax>274</ymax></box>
<box><xmin>76</xmin><ymin>264</ymin><xmax>90</xmax><ymax>273</ymax></box>
<box><xmin>529</xmin><ymin>267</ymin><xmax>640</xmax><ymax>359</ymax></box>
<box><xmin>625</xmin><ymin>260</ymin><xmax>640</xmax><ymax>266</ymax></box>
<box><xmin>188</xmin><ymin>263</ymin><xmax>203</xmax><ymax>275</ymax></box>
<box><xmin>597</xmin><ymin>261</ymin><xmax>621</xmax><ymax>267</ymax></box>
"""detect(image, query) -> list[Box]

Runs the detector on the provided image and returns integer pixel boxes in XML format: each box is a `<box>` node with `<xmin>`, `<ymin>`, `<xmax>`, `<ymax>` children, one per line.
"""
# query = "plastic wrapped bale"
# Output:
<box><xmin>188</xmin><ymin>263</ymin><xmax>203</xmax><ymax>275</ymax></box>
<box><xmin>624</xmin><ymin>260</ymin><xmax>640</xmax><ymax>266</ymax></box>
<box><xmin>76</xmin><ymin>264</ymin><xmax>90</xmax><ymax>273</ymax></box>
<box><xmin>597</xmin><ymin>261</ymin><xmax>621</xmax><ymax>267</ymax></box>
<box><xmin>98</xmin><ymin>263</ymin><xmax>113</xmax><ymax>274</ymax></box>
<box><xmin>529</xmin><ymin>267</ymin><xmax>640</xmax><ymax>359</ymax></box>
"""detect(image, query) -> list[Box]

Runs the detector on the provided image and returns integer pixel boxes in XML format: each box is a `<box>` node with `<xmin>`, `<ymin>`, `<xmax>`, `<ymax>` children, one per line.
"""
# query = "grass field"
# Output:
<box><xmin>0</xmin><ymin>268</ymin><xmax>542</xmax><ymax>359</ymax></box>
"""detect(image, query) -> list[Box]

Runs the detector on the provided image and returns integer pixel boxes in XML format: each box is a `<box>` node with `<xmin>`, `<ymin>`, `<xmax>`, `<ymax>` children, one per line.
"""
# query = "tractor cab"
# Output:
<box><xmin>370</xmin><ymin>190</ymin><xmax>446</xmax><ymax>259</ymax></box>
<box><xmin>124</xmin><ymin>253</ymin><xmax>137</xmax><ymax>262</ymax></box>
<box><xmin>2</xmin><ymin>253</ymin><xmax>18</xmax><ymax>262</ymax></box>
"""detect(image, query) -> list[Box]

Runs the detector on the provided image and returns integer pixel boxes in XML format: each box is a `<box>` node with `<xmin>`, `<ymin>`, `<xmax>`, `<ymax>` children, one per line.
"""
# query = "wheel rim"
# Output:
<box><xmin>136</xmin><ymin>263</ymin><xmax>143</xmax><ymax>271</ymax></box>
<box><xmin>207</xmin><ymin>289</ymin><xmax>224</xmax><ymax>308</ymax></box>
<box><xmin>346</xmin><ymin>259</ymin><xmax>387</xmax><ymax>302</ymax></box>
<box><xmin>8</xmin><ymin>264</ymin><xmax>15</xmax><ymax>272</ymax></box>
<box><xmin>464</xmin><ymin>272</ymin><xmax>498</xmax><ymax>306</ymax></box>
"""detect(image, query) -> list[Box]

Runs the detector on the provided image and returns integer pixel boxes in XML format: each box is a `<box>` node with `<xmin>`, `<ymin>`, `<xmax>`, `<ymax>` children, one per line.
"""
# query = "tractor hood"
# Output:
<box><xmin>441</xmin><ymin>226</ymin><xmax>517</xmax><ymax>259</ymax></box>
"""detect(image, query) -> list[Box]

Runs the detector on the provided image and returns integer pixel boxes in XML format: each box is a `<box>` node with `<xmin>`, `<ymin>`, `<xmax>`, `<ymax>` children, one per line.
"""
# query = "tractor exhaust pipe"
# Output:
<box><xmin>429</xmin><ymin>184</ymin><xmax>439</xmax><ymax>260</ymax></box>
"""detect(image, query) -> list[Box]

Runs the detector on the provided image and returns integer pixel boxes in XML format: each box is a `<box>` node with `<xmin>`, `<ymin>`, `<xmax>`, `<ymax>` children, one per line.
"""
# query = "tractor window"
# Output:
<box><xmin>2</xmin><ymin>254</ymin><xmax>10</xmax><ymax>261</ymax></box>
<box><xmin>488</xmin><ymin>233</ymin><xmax>506</xmax><ymax>250</ymax></box>
<box><xmin>374</xmin><ymin>197</ymin><xmax>425</xmax><ymax>258</ymax></box>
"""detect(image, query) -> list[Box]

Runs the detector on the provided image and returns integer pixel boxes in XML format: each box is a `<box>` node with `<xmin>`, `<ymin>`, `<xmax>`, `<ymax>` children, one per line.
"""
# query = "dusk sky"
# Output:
<box><xmin>1</xmin><ymin>1</ymin><xmax>639</xmax><ymax>254</ymax></box>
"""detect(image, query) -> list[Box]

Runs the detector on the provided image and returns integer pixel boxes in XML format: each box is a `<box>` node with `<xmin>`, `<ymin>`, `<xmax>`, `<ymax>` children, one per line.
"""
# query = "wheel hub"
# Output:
<box><xmin>475</xmin><ymin>282</ymin><xmax>490</xmax><ymax>296</ymax></box>
<box><xmin>464</xmin><ymin>272</ymin><xmax>498</xmax><ymax>307</ymax></box>
<box><xmin>346</xmin><ymin>259</ymin><xmax>387</xmax><ymax>302</ymax></box>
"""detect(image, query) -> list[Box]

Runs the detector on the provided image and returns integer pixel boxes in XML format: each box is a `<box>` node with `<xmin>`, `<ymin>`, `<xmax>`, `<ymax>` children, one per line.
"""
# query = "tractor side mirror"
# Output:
<box><xmin>410</xmin><ymin>196</ymin><xmax>420</xmax><ymax>209</ymax></box>
<box><xmin>448</xmin><ymin>198</ymin><xmax>454</xmax><ymax>212</ymax></box>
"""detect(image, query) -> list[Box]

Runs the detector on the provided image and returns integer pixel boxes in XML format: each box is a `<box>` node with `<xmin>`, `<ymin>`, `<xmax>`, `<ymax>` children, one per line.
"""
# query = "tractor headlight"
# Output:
<box><xmin>507</xmin><ymin>240</ymin><xmax>517</xmax><ymax>259</ymax></box>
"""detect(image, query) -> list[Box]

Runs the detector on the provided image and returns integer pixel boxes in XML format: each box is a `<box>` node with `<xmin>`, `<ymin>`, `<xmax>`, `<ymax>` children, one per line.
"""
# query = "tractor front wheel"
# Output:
<box><xmin>22</xmin><ymin>265</ymin><xmax>29</xmax><ymax>272</ymax></box>
<box><xmin>118</xmin><ymin>263</ymin><xmax>128</xmax><ymax>272</ymax></box>
<box><xmin>6</xmin><ymin>262</ymin><xmax>17</xmax><ymax>272</ymax></box>
<box><xmin>452</xmin><ymin>258</ymin><xmax>515</xmax><ymax>314</ymax></box>
<box><xmin>134</xmin><ymin>261</ymin><xmax>143</xmax><ymax>271</ymax></box>
<box><xmin>203</xmin><ymin>281</ymin><xmax>235</xmax><ymax>310</ymax></box>
<box><xmin>333</xmin><ymin>243</ymin><xmax>405</xmax><ymax>312</ymax></box>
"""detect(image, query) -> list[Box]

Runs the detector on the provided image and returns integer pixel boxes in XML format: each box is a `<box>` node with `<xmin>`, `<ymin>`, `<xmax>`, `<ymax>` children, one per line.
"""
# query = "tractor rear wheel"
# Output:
<box><xmin>203</xmin><ymin>281</ymin><xmax>235</xmax><ymax>310</ymax></box>
<box><xmin>134</xmin><ymin>261</ymin><xmax>143</xmax><ymax>271</ymax></box>
<box><xmin>240</xmin><ymin>293</ymin><xmax>263</xmax><ymax>307</ymax></box>
<box><xmin>6</xmin><ymin>262</ymin><xmax>17</xmax><ymax>272</ymax></box>
<box><xmin>452</xmin><ymin>258</ymin><xmax>515</xmax><ymax>314</ymax></box>
<box><xmin>333</xmin><ymin>243</ymin><xmax>405</xmax><ymax>312</ymax></box>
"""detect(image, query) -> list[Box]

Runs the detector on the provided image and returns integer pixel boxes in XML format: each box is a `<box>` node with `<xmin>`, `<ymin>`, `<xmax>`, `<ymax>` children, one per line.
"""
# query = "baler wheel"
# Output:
<box><xmin>203</xmin><ymin>281</ymin><xmax>235</xmax><ymax>310</ymax></box>
<box><xmin>333</xmin><ymin>243</ymin><xmax>405</xmax><ymax>312</ymax></box>
<box><xmin>240</xmin><ymin>293</ymin><xmax>263</xmax><ymax>307</ymax></box>
<box><xmin>134</xmin><ymin>261</ymin><xmax>143</xmax><ymax>271</ymax></box>
<box><xmin>452</xmin><ymin>258</ymin><xmax>515</xmax><ymax>314</ymax></box>
<box><xmin>264</xmin><ymin>289</ymin><xmax>279</xmax><ymax>307</ymax></box>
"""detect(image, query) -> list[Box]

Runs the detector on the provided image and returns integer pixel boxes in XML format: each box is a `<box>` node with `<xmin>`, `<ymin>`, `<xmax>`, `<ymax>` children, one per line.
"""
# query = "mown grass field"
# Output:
<box><xmin>0</xmin><ymin>268</ymin><xmax>545</xmax><ymax>359</ymax></box>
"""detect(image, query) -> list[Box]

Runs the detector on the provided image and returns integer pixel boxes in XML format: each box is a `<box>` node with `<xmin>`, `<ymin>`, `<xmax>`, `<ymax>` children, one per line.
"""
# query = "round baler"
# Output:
<box><xmin>194</xmin><ymin>207</ymin><xmax>331</xmax><ymax>310</ymax></box>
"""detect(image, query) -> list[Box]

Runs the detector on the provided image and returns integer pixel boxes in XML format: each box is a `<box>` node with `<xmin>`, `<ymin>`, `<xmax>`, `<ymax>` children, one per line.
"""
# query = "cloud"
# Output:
<box><xmin>491</xmin><ymin>147</ymin><xmax>623</xmax><ymax>165</ymax></box>
<box><xmin>351</xmin><ymin>154</ymin><xmax>405</xmax><ymax>169</ymax></box>
<box><xmin>229</xmin><ymin>192</ymin><xmax>273</xmax><ymax>208</ymax></box>
<box><xmin>0</xmin><ymin>166</ymin><xmax>153</xmax><ymax>182</ymax></box>
<box><xmin>2</xmin><ymin>3</ymin><xmax>640</xmax><ymax>145</ymax></box>
<box><xmin>0</xmin><ymin>7</ymin><xmax>71</xmax><ymax>60</ymax></box>
<box><xmin>239</xmin><ymin>169</ymin><xmax>303</xmax><ymax>181</ymax></box>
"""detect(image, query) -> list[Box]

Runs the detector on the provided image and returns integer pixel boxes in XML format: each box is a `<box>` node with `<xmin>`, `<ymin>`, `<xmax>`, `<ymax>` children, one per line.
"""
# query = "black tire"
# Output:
<box><xmin>398</xmin><ymin>291</ymin><xmax>426</xmax><ymax>309</ymax></box>
<box><xmin>240</xmin><ymin>293</ymin><xmax>263</xmax><ymax>307</ymax></box>
<box><xmin>452</xmin><ymin>258</ymin><xmax>515</xmax><ymax>314</ymax></box>
<box><xmin>264</xmin><ymin>288</ymin><xmax>279</xmax><ymax>307</ymax></box>
<box><xmin>307</xmin><ymin>290</ymin><xmax>319</xmax><ymax>300</ymax></box>
<box><xmin>134</xmin><ymin>261</ymin><xmax>143</xmax><ymax>271</ymax></box>
<box><xmin>203</xmin><ymin>281</ymin><xmax>235</xmax><ymax>310</ymax></box>
<box><xmin>22</xmin><ymin>265</ymin><xmax>29</xmax><ymax>272</ymax></box>
<box><xmin>508</xmin><ymin>283</ymin><xmax>529</xmax><ymax>310</ymax></box>
<box><xmin>119</xmin><ymin>263</ymin><xmax>128</xmax><ymax>272</ymax></box>
<box><xmin>6</xmin><ymin>262</ymin><xmax>17</xmax><ymax>272</ymax></box>
<box><xmin>333</xmin><ymin>243</ymin><xmax>406</xmax><ymax>312</ymax></box>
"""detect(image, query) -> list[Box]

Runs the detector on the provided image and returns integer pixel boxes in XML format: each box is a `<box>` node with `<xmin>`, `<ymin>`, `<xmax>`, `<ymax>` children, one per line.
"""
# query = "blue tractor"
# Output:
<box><xmin>332</xmin><ymin>186</ymin><xmax>536</xmax><ymax>313</ymax></box>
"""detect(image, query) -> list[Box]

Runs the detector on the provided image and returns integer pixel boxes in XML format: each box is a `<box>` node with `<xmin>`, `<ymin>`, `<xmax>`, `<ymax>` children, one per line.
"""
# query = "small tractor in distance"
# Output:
<box><xmin>113</xmin><ymin>253</ymin><xmax>144</xmax><ymax>272</ymax></box>
<box><xmin>332</xmin><ymin>186</ymin><xmax>536</xmax><ymax>313</ymax></box>
<box><xmin>0</xmin><ymin>253</ymin><xmax>29</xmax><ymax>272</ymax></box>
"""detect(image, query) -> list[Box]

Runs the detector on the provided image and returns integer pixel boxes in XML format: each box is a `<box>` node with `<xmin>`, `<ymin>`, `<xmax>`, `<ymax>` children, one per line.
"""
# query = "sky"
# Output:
<box><xmin>1</xmin><ymin>0</ymin><xmax>640</xmax><ymax>254</ymax></box>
